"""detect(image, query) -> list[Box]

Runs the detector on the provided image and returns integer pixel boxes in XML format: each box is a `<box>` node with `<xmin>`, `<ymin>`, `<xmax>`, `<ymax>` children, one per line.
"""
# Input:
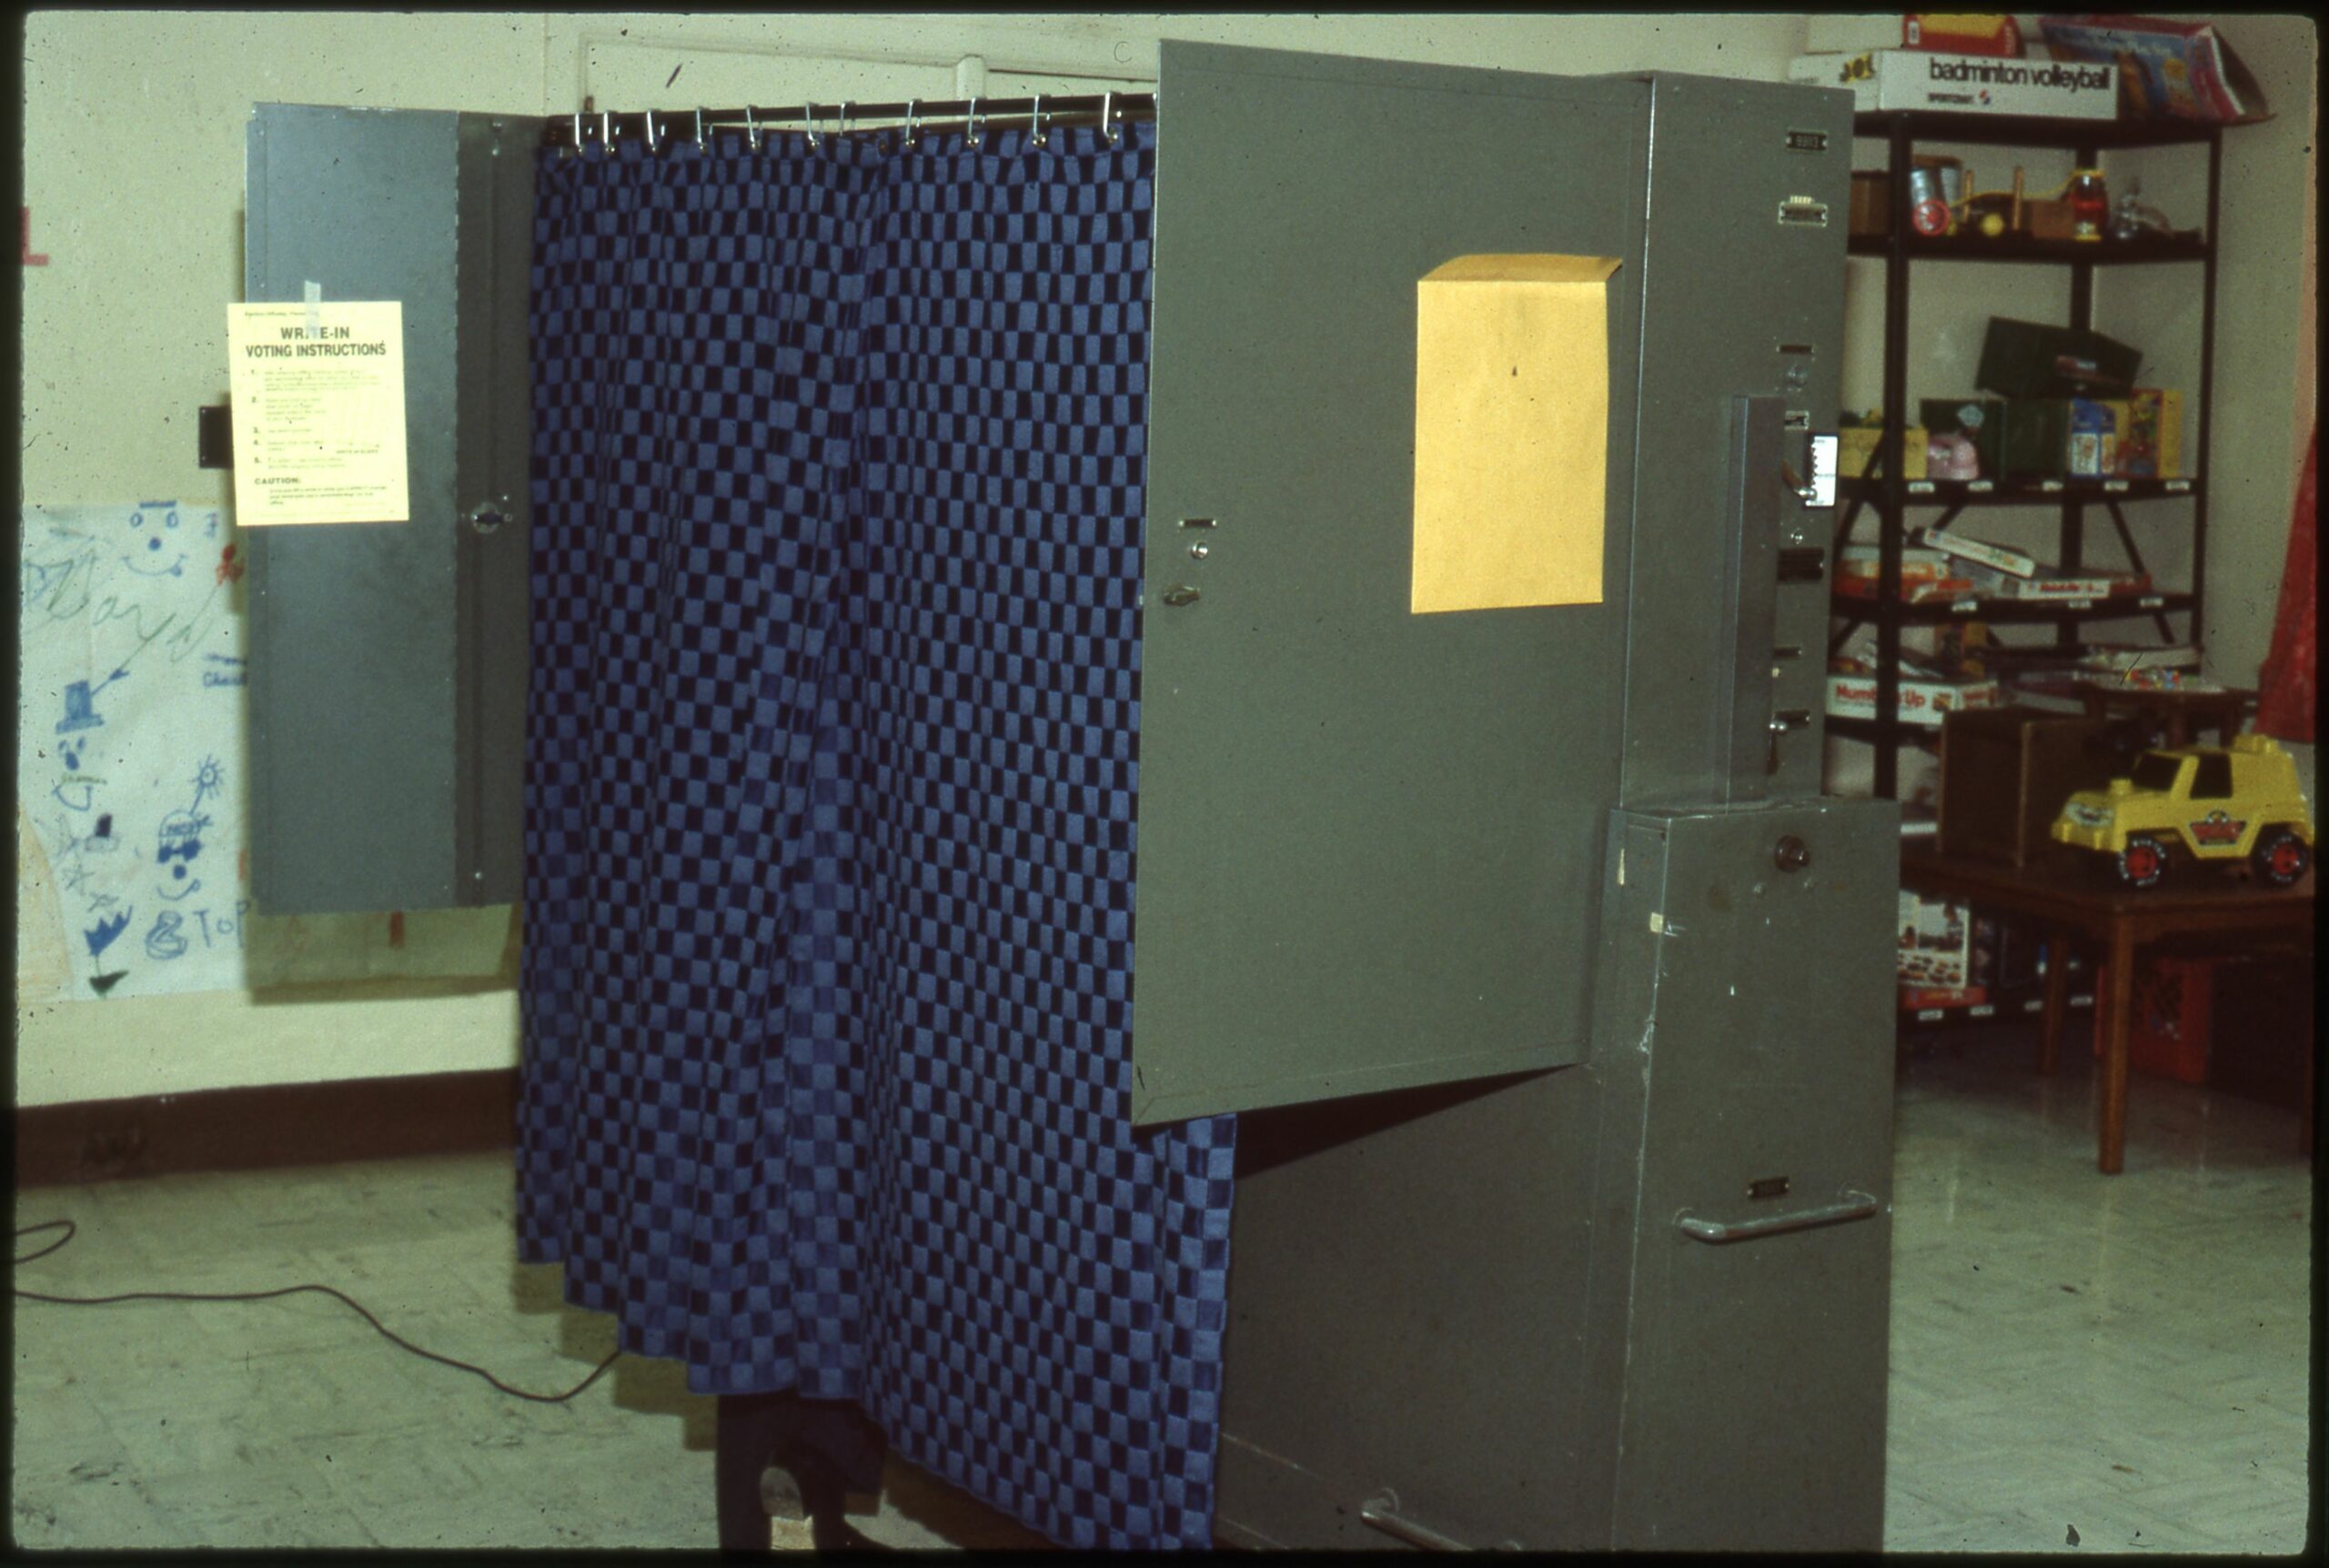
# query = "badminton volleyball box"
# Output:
<box><xmin>1788</xmin><ymin>50</ymin><xmax>2117</xmax><ymax>119</ymax></box>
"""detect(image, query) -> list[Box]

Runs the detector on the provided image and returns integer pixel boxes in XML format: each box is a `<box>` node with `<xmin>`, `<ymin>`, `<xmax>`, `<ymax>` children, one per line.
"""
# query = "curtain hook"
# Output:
<box><xmin>572</xmin><ymin>108</ymin><xmax>583</xmax><ymax>147</ymax></box>
<box><xmin>838</xmin><ymin>101</ymin><xmax>852</xmax><ymax>147</ymax></box>
<box><xmin>967</xmin><ymin>96</ymin><xmax>982</xmax><ymax>148</ymax></box>
<box><xmin>903</xmin><ymin>99</ymin><xmax>918</xmax><ymax>148</ymax></box>
<box><xmin>743</xmin><ymin>105</ymin><xmax>760</xmax><ymax>152</ymax></box>
<box><xmin>1032</xmin><ymin>93</ymin><xmax>1045</xmax><ymax>147</ymax></box>
<box><xmin>600</xmin><ymin>109</ymin><xmax>611</xmax><ymax>146</ymax></box>
<box><xmin>694</xmin><ymin>107</ymin><xmax>704</xmax><ymax>147</ymax></box>
<box><xmin>802</xmin><ymin>102</ymin><xmax>818</xmax><ymax>150</ymax></box>
<box><xmin>648</xmin><ymin>109</ymin><xmax>660</xmax><ymax>154</ymax></box>
<box><xmin>1102</xmin><ymin>89</ymin><xmax>1120</xmax><ymax>146</ymax></box>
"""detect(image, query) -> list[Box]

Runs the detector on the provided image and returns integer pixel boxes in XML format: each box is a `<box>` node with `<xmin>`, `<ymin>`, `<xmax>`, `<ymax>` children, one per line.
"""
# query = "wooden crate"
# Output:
<box><xmin>1939</xmin><ymin>708</ymin><xmax>2125</xmax><ymax>866</ymax></box>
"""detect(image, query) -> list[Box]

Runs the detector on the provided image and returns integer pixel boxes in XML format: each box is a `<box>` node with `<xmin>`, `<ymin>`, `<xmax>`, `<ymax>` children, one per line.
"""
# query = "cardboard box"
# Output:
<box><xmin>1899</xmin><ymin>890</ymin><xmax>1972</xmax><ymax>988</ymax></box>
<box><xmin>1834</xmin><ymin>544</ymin><xmax>1978</xmax><ymax>603</ymax></box>
<box><xmin>2068</xmin><ymin>397</ymin><xmax>2117</xmax><ymax>477</ymax></box>
<box><xmin>1903</xmin><ymin>15</ymin><xmax>2022</xmax><ymax>56</ymax></box>
<box><xmin>2096</xmin><ymin>957</ymin><xmax>2213</xmax><ymax>1084</ymax></box>
<box><xmin>2041</xmin><ymin>15</ymin><xmax>2270</xmax><ymax>125</ymax></box>
<box><xmin>1839</xmin><ymin>424</ymin><xmax>1928</xmax><ymax>480</ymax></box>
<box><xmin>1998</xmin><ymin>398</ymin><xmax>2073</xmax><ymax>479</ymax></box>
<box><xmin>1961</xmin><ymin>560</ymin><xmax>2148</xmax><ymax>600</ymax></box>
<box><xmin>1788</xmin><ymin>49</ymin><xmax>2117</xmax><ymax>119</ymax></box>
<box><xmin>1977</xmin><ymin>318</ymin><xmax>2144</xmax><ymax>400</ymax></box>
<box><xmin>1940</xmin><ymin>708</ymin><xmax>2124</xmax><ymax>866</ymax></box>
<box><xmin>2123</xmin><ymin>388</ymin><xmax>2183</xmax><ymax>477</ymax></box>
<box><xmin>1828</xmin><ymin>672</ymin><xmax>2002</xmax><ymax>726</ymax></box>
<box><xmin>1850</xmin><ymin>170</ymin><xmax>1889</xmax><ymax>236</ymax></box>
<box><xmin>1921</xmin><ymin>526</ymin><xmax>2034</xmax><ymax>578</ymax></box>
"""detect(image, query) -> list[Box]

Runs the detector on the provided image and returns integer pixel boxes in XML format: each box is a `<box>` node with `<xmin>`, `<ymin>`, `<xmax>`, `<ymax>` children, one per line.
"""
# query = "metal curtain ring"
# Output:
<box><xmin>572</xmin><ymin>109</ymin><xmax>583</xmax><ymax>146</ymax></box>
<box><xmin>967</xmin><ymin>95</ymin><xmax>982</xmax><ymax>147</ymax></box>
<box><xmin>743</xmin><ymin>105</ymin><xmax>759</xmax><ymax>151</ymax></box>
<box><xmin>694</xmin><ymin>107</ymin><xmax>703</xmax><ymax>146</ymax></box>
<box><xmin>903</xmin><ymin>99</ymin><xmax>917</xmax><ymax>146</ymax></box>
<box><xmin>838</xmin><ymin>101</ymin><xmax>852</xmax><ymax>145</ymax></box>
<box><xmin>645</xmin><ymin>109</ymin><xmax>657</xmax><ymax>153</ymax></box>
<box><xmin>600</xmin><ymin>109</ymin><xmax>611</xmax><ymax>145</ymax></box>
<box><xmin>1101</xmin><ymin>89</ymin><xmax>1117</xmax><ymax>145</ymax></box>
<box><xmin>1032</xmin><ymin>93</ymin><xmax>1045</xmax><ymax>146</ymax></box>
<box><xmin>802</xmin><ymin>103</ymin><xmax>817</xmax><ymax>149</ymax></box>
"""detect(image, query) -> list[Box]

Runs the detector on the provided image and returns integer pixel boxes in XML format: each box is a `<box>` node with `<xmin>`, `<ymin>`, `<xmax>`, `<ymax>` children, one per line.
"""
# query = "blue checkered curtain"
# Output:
<box><xmin>515</xmin><ymin>120</ymin><xmax>1235</xmax><ymax>1550</ymax></box>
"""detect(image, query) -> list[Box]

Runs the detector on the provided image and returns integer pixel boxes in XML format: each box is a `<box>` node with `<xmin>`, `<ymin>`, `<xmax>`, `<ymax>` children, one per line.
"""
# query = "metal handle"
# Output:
<box><xmin>1359</xmin><ymin>1494</ymin><xmax>1467</xmax><ymax>1553</ymax></box>
<box><xmin>1161</xmin><ymin>584</ymin><xmax>1202</xmax><ymax>608</ymax></box>
<box><xmin>1675</xmin><ymin>1189</ymin><xmax>1879</xmax><ymax>1245</ymax></box>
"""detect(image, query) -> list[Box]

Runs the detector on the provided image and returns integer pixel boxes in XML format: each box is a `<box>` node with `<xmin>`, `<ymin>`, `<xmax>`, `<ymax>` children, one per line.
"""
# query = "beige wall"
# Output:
<box><xmin>17</xmin><ymin>13</ymin><xmax>2313</xmax><ymax>1107</ymax></box>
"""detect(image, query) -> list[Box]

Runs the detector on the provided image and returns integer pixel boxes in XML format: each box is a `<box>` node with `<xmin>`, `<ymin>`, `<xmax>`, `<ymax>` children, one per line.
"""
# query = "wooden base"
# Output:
<box><xmin>14</xmin><ymin>1069</ymin><xmax>518</xmax><ymax>1189</ymax></box>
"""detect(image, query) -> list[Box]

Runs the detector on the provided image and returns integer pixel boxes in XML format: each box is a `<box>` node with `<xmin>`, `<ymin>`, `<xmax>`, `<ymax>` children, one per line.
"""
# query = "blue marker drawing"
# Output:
<box><xmin>51</xmin><ymin>779</ymin><xmax>99</xmax><ymax>811</ymax></box>
<box><xmin>55</xmin><ymin>669</ymin><xmax>126</xmax><ymax>733</ymax></box>
<box><xmin>189</xmin><ymin>756</ymin><xmax>225</xmax><ymax>812</ymax></box>
<box><xmin>145</xmin><ymin>910</ymin><xmax>188</xmax><ymax>960</ymax></box>
<box><xmin>122</xmin><ymin>548</ymin><xmax>187</xmax><ymax>578</ymax></box>
<box><xmin>158</xmin><ymin>877</ymin><xmax>204</xmax><ymax>901</ymax></box>
<box><xmin>85</xmin><ymin>909</ymin><xmax>134</xmax><ymax>959</ymax></box>
<box><xmin>201</xmin><ymin>655</ymin><xmax>248</xmax><ymax>689</ymax></box>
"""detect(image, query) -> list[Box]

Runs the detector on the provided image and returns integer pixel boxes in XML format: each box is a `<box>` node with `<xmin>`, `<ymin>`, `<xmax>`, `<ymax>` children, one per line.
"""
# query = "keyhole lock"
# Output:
<box><xmin>1189</xmin><ymin>541</ymin><xmax>1211</xmax><ymax>561</ymax></box>
<box><xmin>1773</xmin><ymin>835</ymin><xmax>1811</xmax><ymax>873</ymax></box>
<box><xmin>465</xmin><ymin>497</ymin><xmax>512</xmax><ymax>535</ymax></box>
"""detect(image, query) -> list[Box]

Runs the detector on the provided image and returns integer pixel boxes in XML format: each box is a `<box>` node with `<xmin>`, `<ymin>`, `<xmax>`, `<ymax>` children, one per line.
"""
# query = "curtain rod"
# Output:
<box><xmin>542</xmin><ymin>92</ymin><xmax>1156</xmax><ymax>151</ymax></box>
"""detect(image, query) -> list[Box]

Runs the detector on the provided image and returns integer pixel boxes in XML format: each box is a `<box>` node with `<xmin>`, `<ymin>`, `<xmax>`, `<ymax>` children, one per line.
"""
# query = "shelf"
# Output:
<box><xmin>1830</xmin><ymin>590</ymin><xmax>2197</xmax><ymax>625</ymax></box>
<box><xmin>1846</xmin><ymin>234</ymin><xmax>2210</xmax><ymax>265</ymax></box>
<box><xmin>1840</xmin><ymin>476</ymin><xmax>2201</xmax><ymax>506</ymax></box>
<box><xmin>1852</xmin><ymin>109</ymin><xmax>2221</xmax><ymax>149</ymax></box>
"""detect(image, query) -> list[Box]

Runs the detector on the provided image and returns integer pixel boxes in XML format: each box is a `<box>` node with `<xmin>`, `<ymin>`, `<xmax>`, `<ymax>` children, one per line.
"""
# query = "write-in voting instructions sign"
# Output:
<box><xmin>227</xmin><ymin>301</ymin><xmax>409</xmax><ymax>526</ymax></box>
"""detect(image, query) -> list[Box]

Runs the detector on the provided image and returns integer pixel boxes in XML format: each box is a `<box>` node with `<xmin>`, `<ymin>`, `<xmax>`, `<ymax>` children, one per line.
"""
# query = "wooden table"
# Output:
<box><xmin>1900</xmin><ymin>844</ymin><xmax>2315</xmax><ymax>1173</ymax></box>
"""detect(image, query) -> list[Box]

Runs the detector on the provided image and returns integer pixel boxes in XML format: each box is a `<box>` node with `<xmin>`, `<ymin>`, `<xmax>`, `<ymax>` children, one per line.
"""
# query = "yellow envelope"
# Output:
<box><xmin>1412</xmin><ymin>255</ymin><xmax>1620</xmax><ymax>614</ymax></box>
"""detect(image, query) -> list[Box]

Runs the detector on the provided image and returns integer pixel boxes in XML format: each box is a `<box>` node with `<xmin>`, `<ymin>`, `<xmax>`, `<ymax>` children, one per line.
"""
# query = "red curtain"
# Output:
<box><xmin>2255</xmin><ymin>424</ymin><xmax>2316</xmax><ymax>740</ymax></box>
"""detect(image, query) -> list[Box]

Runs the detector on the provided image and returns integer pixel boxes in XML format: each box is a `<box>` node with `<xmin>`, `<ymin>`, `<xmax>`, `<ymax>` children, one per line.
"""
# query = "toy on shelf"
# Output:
<box><xmin>2051</xmin><ymin>733</ymin><xmax>2314</xmax><ymax>889</ymax></box>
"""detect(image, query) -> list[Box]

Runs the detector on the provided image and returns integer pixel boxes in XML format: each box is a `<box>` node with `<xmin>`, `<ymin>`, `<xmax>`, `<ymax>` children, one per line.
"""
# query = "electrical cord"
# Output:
<box><xmin>14</xmin><ymin>1219</ymin><xmax>620</xmax><ymax>1404</ymax></box>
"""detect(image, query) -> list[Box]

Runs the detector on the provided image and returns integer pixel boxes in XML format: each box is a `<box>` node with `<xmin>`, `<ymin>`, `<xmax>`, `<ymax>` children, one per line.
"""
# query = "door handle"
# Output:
<box><xmin>1675</xmin><ymin>1189</ymin><xmax>1880</xmax><ymax>1244</ymax></box>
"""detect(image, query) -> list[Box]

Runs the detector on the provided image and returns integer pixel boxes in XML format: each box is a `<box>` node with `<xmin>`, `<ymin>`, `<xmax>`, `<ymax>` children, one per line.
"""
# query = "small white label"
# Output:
<box><xmin>2166</xmin><ymin>479</ymin><xmax>2192</xmax><ymax>493</ymax></box>
<box><xmin>1908</xmin><ymin>480</ymin><xmax>1935</xmax><ymax>495</ymax></box>
<box><xmin>2063</xmin><ymin>598</ymin><xmax>2094</xmax><ymax>609</ymax></box>
<box><xmin>1809</xmin><ymin>433</ymin><xmax>1839</xmax><ymax>508</ymax></box>
<box><xmin>2104</xmin><ymin>479</ymin><xmax>2130</xmax><ymax>493</ymax></box>
<box><xmin>1915</xmin><ymin>1008</ymin><xmax>1944</xmax><ymax>1021</ymax></box>
<box><xmin>1968</xmin><ymin>480</ymin><xmax>1994</xmax><ymax>493</ymax></box>
<box><xmin>1970</xmin><ymin>1004</ymin><xmax>1995</xmax><ymax>1018</ymax></box>
<box><xmin>2140</xmin><ymin>595</ymin><xmax>2165</xmax><ymax>608</ymax></box>
<box><xmin>1951</xmin><ymin>598</ymin><xmax>1980</xmax><ymax>614</ymax></box>
<box><xmin>2040</xmin><ymin>480</ymin><xmax>2064</xmax><ymax>493</ymax></box>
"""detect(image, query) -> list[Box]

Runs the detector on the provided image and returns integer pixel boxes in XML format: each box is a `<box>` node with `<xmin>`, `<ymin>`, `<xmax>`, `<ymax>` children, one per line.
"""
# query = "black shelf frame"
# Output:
<box><xmin>1839</xmin><ymin>110</ymin><xmax>2222</xmax><ymax>796</ymax></box>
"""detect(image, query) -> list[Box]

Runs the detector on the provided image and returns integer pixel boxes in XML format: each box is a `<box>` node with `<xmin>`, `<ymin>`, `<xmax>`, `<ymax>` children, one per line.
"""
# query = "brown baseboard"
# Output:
<box><xmin>14</xmin><ymin>1069</ymin><xmax>518</xmax><ymax>1189</ymax></box>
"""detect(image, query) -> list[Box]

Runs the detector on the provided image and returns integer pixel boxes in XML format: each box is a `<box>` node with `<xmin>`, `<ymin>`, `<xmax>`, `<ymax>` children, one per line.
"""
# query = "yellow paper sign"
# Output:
<box><xmin>227</xmin><ymin>300</ymin><xmax>409</xmax><ymax>525</ymax></box>
<box><xmin>1412</xmin><ymin>255</ymin><xmax>1619</xmax><ymax>614</ymax></box>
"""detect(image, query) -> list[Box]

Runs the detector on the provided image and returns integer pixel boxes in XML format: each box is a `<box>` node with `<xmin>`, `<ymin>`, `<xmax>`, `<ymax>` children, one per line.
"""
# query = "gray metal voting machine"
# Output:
<box><xmin>242</xmin><ymin>43</ymin><xmax>1896</xmax><ymax>1553</ymax></box>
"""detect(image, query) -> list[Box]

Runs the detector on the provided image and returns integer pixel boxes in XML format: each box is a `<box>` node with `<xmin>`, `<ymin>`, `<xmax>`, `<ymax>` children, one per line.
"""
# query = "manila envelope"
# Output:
<box><xmin>1412</xmin><ymin>255</ymin><xmax>1620</xmax><ymax>615</ymax></box>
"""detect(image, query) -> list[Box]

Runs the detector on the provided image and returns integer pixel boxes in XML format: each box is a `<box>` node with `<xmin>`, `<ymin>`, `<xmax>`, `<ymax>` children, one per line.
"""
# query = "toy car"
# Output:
<box><xmin>2051</xmin><ymin>732</ymin><xmax>2314</xmax><ymax>889</ymax></box>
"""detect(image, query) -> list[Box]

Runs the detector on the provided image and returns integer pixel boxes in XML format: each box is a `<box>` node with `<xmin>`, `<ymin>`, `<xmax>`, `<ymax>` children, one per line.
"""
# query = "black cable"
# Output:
<box><xmin>14</xmin><ymin>1219</ymin><xmax>620</xmax><ymax>1404</ymax></box>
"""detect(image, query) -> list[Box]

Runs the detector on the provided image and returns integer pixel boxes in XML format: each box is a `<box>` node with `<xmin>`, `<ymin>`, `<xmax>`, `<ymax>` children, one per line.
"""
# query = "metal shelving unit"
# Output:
<box><xmin>1833</xmin><ymin>108</ymin><xmax>2223</xmax><ymax>796</ymax></box>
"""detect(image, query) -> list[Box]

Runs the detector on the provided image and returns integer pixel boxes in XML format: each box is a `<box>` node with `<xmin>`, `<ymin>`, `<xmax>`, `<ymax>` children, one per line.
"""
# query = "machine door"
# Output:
<box><xmin>242</xmin><ymin>104</ymin><xmax>533</xmax><ymax>913</ymax></box>
<box><xmin>1131</xmin><ymin>45</ymin><xmax>1651</xmax><ymax>1121</ymax></box>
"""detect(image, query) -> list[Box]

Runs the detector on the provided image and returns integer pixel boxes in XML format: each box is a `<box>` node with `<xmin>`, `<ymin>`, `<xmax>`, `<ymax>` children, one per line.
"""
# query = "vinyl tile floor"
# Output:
<box><xmin>11</xmin><ymin>1023</ymin><xmax>2314</xmax><ymax>1552</ymax></box>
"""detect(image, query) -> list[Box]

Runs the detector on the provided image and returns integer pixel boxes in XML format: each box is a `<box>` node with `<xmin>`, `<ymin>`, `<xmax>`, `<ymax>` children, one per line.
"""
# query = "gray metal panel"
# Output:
<box><xmin>1133</xmin><ymin>44</ymin><xmax>1653</xmax><ymax>1122</ymax></box>
<box><xmin>453</xmin><ymin>115</ymin><xmax>536</xmax><ymax>907</ymax></box>
<box><xmin>1214</xmin><ymin>795</ymin><xmax>1899</xmax><ymax>1552</ymax></box>
<box><xmin>245</xmin><ymin>105</ymin><xmax>461</xmax><ymax>913</ymax></box>
<box><xmin>1614</xmin><ymin>75</ymin><xmax>1853</xmax><ymax>808</ymax></box>
<box><xmin>1604</xmin><ymin>798</ymin><xmax>1899</xmax><ymax>1550</ymax></box>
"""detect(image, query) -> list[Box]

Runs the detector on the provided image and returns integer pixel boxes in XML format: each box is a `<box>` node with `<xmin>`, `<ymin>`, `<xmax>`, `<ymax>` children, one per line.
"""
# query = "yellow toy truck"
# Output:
<box><xmin>2052</xmin><ymin>733</ymin><xmax>2314</xmax><ymax>889</ymax></box>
